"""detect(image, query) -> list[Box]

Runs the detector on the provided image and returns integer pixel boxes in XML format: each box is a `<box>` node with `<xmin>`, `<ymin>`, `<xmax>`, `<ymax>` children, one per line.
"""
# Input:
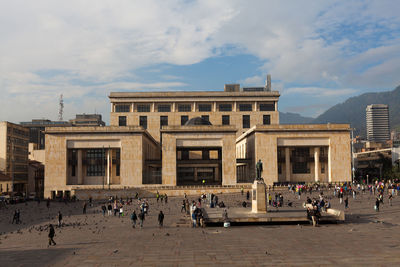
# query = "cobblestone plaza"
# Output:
<box><xmin>1</xmin><ymin>190</ymin><xmax>400</xmax><ymax>266</ymax></box>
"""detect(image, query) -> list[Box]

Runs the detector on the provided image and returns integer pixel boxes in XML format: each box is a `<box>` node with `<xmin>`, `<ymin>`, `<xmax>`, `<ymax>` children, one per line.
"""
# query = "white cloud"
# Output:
<box><xmin>283</xmin><ymin>87</ymin><xmax>358</xmax><ymax>97</ymax></box>
<box><xmin>0</xmin><ymin>0</ymin><xmax>399</xmax><ymax>123</ymax></box>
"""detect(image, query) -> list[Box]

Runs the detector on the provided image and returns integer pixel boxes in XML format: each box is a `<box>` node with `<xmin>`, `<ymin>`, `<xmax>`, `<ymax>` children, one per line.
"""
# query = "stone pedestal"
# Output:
<box><xmin>252</xmin><ymin>179</ymin><xmax>267</xmax><ymax>213</ymax></box>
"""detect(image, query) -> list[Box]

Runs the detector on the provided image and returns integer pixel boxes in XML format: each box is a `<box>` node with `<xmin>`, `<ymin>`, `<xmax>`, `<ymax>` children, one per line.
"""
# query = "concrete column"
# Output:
<box><xmin>77</xmin><ymin>150</ymin><xmax>83</xmax><ymax>185</ymax></box>
<box><xmin>172</xmin><ymin>102</ymin><xmax>176</xmax><ymax>112</ymax></box>
<box><xmin>328</xmin><ymin>146</ymin><xmax>332</xmax><ymax>183</ymax></box>
<box><xmin>285</xmin><ymin>147</ymin><xmax>291</xmax><ymax>182</ymax></box>
<box><xmin>254</xmin><ymin>101</ymin><xmax>257</xmax><ymax>111</ymax></box>
<box><xmin>213</xmin><ymin>102</ymin><xmax>217</xmax><ymax>112</ymax></box>
<box><xmin>107</xmin><ymin>149</ymin><xmax>110</xmax><ymax>185</ymax></box>
<box><xmin>314</xmin><ymin>147</ymin><xmax>320</xmax><ymax>182</ymax></box>
<box><xmin>151</xmin><ymin>103</ymin><xmax>155</xmax><ymax>112</ymax></box>
<box><xmin>193</xmin><ymin>102</ymin><xmax>196</xmax><ymax>112</ymax></box>
<box><xmin>233</xmin><ymin>102</ymin><xmax>237</xmax><ymax>112</ymax></box>
<box><xmin>131</xmin><ymin>103</ymin><xmax>134</xmax><ymax>112</ymax></box>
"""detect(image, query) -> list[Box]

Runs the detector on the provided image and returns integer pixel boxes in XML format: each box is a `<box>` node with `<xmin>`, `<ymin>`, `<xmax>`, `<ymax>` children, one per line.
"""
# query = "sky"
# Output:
<box><xmin>0</xmin><ymin>0</ymin><xmax>399</xmax><ymax>124</ymax></box>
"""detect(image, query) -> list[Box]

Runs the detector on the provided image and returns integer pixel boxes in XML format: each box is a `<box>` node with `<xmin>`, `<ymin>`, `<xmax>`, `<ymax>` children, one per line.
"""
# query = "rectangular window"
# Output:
<box><xmin>222</xmin><ymin>115</ymin><xmax>230</xmax><ymax>125</ymax></box>
<box><xmin>139</xmin><ymin>116</ymin><xmax>147</xmax><ymax>129</ymax></box>
<box><xmin>263</xmin><ymin>115</ymin><xmax>271</xmax><ymax>125</ymax></box>
<box><xmin>118</xmin><ymin>116</ymin><xmax>127</xmax><ymax>126</ymax></box>
<box><xmin>178</xmin><ymin>104</ymin><xmax>191</xmax><ymax>112</ymax></box>
<box><xmin>160</xmin><ymin>116</ymin><xmax>168</xmax><ymax>128</ymax></box>
<box><xmin>198</xmin><ymin>104</ymin><xmax>212</xmax><ymax>112</ymax></box>
<box><xmin>201</xmin><ymin>115</ymin><xmax>209</xmax><ymax>122</ymax></box>
<box><xmin>137</xmin><ymin>104</ymin><xmax>150</xmax><ymax>112</ymax></box>
<box><xmin>115</xmin><ymin>104</ymin><xmax>130</xmax><ymax>112</ymax></box>
<box><xmin>71</xmin><ymin>165</ymin><xmax>76</xmax><ymax>177</ymax></box>
<box><xmin>259</xmin><ymin>103</ymin><xmax>275</xmax><ymax>111</ymax></box>
<box><xmin>86</xmin><ymin>149</ymin><xmax>105</xmax><ymax>176</ymax></box>
<box><xmin>292</xmin><ymin>148</ymin><xmax>310</xmax><ymax>174</ymax></box>
<box><xmin>239</xmin><ymin>104</ymin><xmax>252</xmax><ymax>111</ymax></box>
<box><xmin>242</xmin><ymin>115</ymin><xmax>250</xmax><ymax>128</ymax></box>
<box><xmin>219</xmin><ymin>104</ymin><xmax>232</xmax><ymax>112</ymax></box>
<box><xmin>157</xmin><ymin>104</ymin><xmax>171</xmax><ymax>112</ymax></box>
<box><xmin>181</xmin><ymin>115</ymin><xmax>189</xmax><ymax>125</ymax></box>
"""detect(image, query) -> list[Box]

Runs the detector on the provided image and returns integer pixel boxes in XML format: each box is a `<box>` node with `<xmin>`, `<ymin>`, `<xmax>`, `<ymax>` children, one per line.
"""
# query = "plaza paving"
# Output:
<box><xmin>1</xmin><ymin>189</ymin><xmax>400</xmax><ymax>266</ymax></box>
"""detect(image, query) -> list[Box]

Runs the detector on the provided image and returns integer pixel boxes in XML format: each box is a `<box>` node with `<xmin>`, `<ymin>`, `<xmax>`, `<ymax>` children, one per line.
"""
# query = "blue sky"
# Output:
<box><xmin>0</xmin><ymin>0</ymin><xmax>399</xmax><ymax>123</ymax></box>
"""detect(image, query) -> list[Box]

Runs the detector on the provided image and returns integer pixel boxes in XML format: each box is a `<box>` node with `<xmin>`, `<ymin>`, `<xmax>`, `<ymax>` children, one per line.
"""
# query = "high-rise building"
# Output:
<box><xmin>20</xmin><ymin>119</ymin><xmax>72</xmax><ymax>149</ymax></box>
<box><xmin>366</xmin><ymin>104</ymin><xmax>390</xmax><ymax>142</ymax></box>
<box><xmin>0</xmin><ymin>121</ymin><xmax>29</xmax><ymax>193</ymax></box>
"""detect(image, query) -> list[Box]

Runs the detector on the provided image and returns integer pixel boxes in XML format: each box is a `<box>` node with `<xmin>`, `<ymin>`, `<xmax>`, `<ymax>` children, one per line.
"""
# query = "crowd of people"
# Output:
<box><xmin>3</xmin><ymin>178</ymin><xmax>398</xmax><ymax>247</ymax></box>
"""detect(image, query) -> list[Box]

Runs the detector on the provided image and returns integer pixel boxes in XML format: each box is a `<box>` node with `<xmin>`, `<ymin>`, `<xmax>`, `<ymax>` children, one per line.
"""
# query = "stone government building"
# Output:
<box><xmin>44</xmin><ymin>80</ymin><xmax>351</xmax><ymax>198</ymax></box>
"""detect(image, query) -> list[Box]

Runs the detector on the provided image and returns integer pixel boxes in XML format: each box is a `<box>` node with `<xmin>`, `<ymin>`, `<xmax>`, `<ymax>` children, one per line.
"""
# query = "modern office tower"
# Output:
<box><xmin>0</xmin><ymin>121</ymin><xmax>29</xmax><ymax>193</ymax></box>
<box><xmin>366</xmin><ymin>104</ymin><xmax>390</xmax><ymax>142</ymax></box>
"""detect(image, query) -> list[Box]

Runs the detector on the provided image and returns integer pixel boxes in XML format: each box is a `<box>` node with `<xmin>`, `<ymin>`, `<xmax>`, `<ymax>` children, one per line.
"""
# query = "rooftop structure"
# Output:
<box><xmin>69</xmin><ymin>114</ymin><xmax>105</xmax><ymax>127</ymax></box>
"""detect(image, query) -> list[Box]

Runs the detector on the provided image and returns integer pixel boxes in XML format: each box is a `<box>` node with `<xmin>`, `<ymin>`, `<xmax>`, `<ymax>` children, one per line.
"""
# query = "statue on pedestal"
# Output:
<box><xmin>255</xmin><ymin>159</ymin><xmax>263</xmax><ymax>181</ymax></box>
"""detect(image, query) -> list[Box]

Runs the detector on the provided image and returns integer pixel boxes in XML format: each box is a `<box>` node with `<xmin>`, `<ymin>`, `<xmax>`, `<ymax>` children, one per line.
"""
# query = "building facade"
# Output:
<box><xmin>109</xmin><ymin>91</ymin><xmax>279</xmax><ymax>141</ymax></box>
<box><xmin>236</xmin><ymin>124</ymin><xmax>351</xmax><ymax>184</ymax></box>
<box><xmin>0</xmin><ymin>121</ymin><xmax>29</xmax><ymax>193</ymax></box>
<box><xmin>44</xmin><ymin>82</ymin><xmax>351</xmax><ymax>198</ymax></box>
<box><xmin>366</xmin><ymin>104</ymin><xmax>390</xmax><ymax>142</ymax></box>
<box><xmin>44</xmin><ymin>126</ymin><xmax>160</xmax><ymax>198</ymax></box>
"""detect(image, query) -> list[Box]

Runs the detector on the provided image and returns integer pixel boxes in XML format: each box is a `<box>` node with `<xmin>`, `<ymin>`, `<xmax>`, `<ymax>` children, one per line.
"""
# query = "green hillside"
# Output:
<box><xmin>312</xmin><ymin>85</ymin><xmax>400</xmax><ymax>137</ymax></box>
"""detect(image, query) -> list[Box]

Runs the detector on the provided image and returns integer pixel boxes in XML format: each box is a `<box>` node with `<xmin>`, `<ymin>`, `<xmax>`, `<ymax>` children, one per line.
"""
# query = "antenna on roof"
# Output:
<box><xmin>59</xmin><ymin>94</ymin><xmax>64</xmax><ymax>121</ymax></box>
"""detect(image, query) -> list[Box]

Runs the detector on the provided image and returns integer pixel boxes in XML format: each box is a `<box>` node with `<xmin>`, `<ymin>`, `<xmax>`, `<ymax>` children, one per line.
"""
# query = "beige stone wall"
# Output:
<box><xmin>242</xmin><ymin>125</ymin><xmax>351</xmax><ymax>185</ymax></box>
<box><xmin>111</xmin><ymin>110</ymin><xmax>278</xmax><ymax>141</ymax></box>
<box><xmin>162</xmin><ymin>133</ymin><xmax>176</xmax><ymax>186</ymax></box>
<box><xmin>44</xmin><ymin>128</ymin><xmax>159</xmax><ymax>198</ymax></box>
<box><xmin>44</xmin><ymin>134</ymin><xmax>67</xmax><ymax>197</ymax></box>
<box><xmin>161</xmin><ymin>128</ymin><xmax>237</xmax><ymax>186</ymax></box>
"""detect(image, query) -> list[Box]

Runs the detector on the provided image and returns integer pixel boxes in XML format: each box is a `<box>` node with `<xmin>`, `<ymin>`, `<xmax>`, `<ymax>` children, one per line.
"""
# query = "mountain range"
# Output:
<box><xmin>280</xmin><ymin>85</ymin><xmax>400</xmax><ymax>137</ymax></box>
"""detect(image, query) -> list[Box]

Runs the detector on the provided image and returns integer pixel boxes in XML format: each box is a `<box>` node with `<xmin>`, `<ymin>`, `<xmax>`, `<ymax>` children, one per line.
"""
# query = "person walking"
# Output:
<box><xmin>388</xmin><ymin>193</ymin><xmax>393</xmax><ymax>206</ymax></box>
<box><xmin>181</xmin><ymin>200</ymin><xmax>186</xmax><ymax>213</ymax></box>
<box><xmin>246</xmin><ymin>191</ymin><xmax>250</xmax><ymax>201</ymax></box>
<box><xmin>48</xmin><ymin>224</ymin><xmax>56</xmax><ymax>247</ymax></box>
<box><xmin>165</xmin><ymin>194</ymin><xmax>168</xmax><ymax>204</ymax></box>
<box><xmin>158</xmin><ymin>211</ymin><xmax>164</xmax><ymax>228</ymax></box>
<box><xmin>344</xmin><ymin>197</ymin><xmax>349</xmax><ymax>209</ymax></box>
<box><xmin>130</xmin><ymin>210</ymin><xmax>137</xmax><ymax>228</ymax></box>
<box><xmin>12</xmin><ymin>209</ymin><xmax>18</xmax><ymax>224</ymax></box>
<box><xmin>82</xmin><ymin>202</ymin><xmax>87</xmax><ymax>214</ymax></box>
<box><xmin>139</xmin><ymin>211</ymin><xmax>145</xmax><ymax>228</ymax></box>
<box><xmin>58</xmin><ymin>211</ymin><xmax>63</xmax><ymax>227</ymax></box>
<box><xmin>46</xmin><ymin>198</ymin><xmax>50</xmax><ymax>209</ymax></box>
<box><xmin>375</xmin><ymin>197</ymin><xmax>380</xmax><ymax>212</ymax></box>
<box><xmin>101</xmin><ymin>204</ymin><xmax>106</xmax><ymax>216</ymax></box>
<box><xmin>107</xmin><ymin>203</ymin><xmax>112</xmax><ymax>216</ymax></box>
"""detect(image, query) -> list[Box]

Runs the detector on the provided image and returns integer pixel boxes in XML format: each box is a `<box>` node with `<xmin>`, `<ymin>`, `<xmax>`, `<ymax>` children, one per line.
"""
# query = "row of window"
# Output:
<box><xmin>119</xmin><ymin>114</ymin><xmax>271</xmax><ymax>128</ymax></box>
<box><xmin>115</xmin><ymin>103</ymin><xmax>275</xmax><ymax>113</ymax></box>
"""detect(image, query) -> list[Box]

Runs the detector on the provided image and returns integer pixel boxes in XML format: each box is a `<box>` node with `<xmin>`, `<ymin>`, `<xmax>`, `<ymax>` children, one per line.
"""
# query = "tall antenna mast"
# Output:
<box><xmin>59</xmin><ymin>94</ymin><xmax>64</xmax><ymax>121</ymax></box>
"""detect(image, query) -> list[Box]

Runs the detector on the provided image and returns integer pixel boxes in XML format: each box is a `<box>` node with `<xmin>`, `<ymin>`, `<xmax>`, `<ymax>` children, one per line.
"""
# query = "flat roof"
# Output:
<box><xmin>160</xmin><ymin>125</ymin><xmax>237</xmax><ymax>133</ymax></box>
<box><xmin>109</xmin><ymin>91</ymin><xmax>280</xmax><ymax>99</ymax></box>
<box><xmin>45</xmin><ymin>126</ymin><xmax>159</xmax><ymax>146</ymax></box>
<box><xmin>237</xmin><ymin>124</ymin><xmax>350</xmax><ymax>142</ymax></box>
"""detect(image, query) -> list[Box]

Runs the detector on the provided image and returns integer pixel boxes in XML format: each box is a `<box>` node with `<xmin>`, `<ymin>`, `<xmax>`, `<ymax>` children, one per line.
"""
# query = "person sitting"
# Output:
<box><xmin>218</xmin><ymin>201</ymin><xmax>226</xmax><ymax>208</ymax></box>
<box><xmin>242</xmin><ymin>201</ymin><xmax>247</xmax><ymax>207</ymax></box>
